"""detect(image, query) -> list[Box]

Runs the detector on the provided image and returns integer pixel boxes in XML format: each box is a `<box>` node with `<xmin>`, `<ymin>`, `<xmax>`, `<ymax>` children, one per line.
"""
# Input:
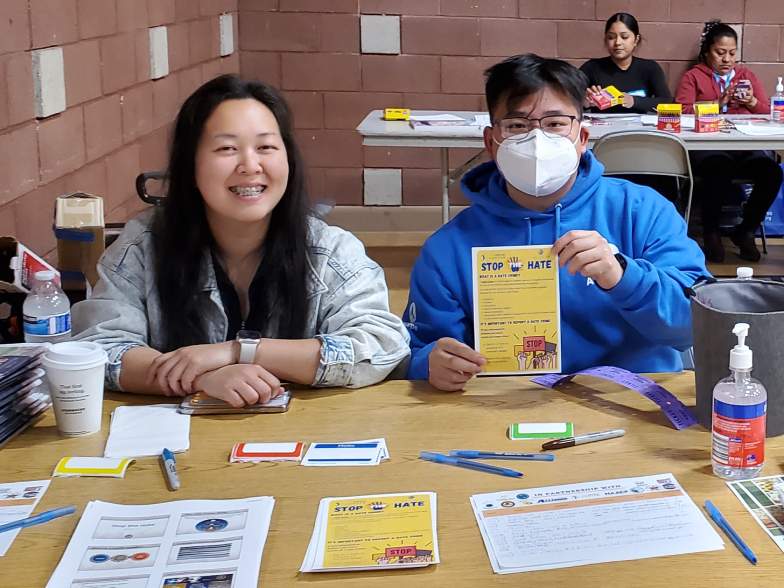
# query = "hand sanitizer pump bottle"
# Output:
<box><xmin>711</xmin><ymin>323</ymin><xmax>767</xmax><ymax>480</ymax></box>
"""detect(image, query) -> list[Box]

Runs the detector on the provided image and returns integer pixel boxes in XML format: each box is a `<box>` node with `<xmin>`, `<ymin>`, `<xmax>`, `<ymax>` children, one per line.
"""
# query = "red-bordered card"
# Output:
<box><xmin>230</xmin><ymin>442</ymin><xmax>305</xmax><ymax>463</ymax></box>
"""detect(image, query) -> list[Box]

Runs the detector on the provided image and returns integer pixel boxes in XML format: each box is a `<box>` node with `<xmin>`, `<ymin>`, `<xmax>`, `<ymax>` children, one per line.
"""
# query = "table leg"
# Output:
<box><xmin>441</xmin><ymin>148</ymin><xmax>450</xmax><ymax>224</ymax></box>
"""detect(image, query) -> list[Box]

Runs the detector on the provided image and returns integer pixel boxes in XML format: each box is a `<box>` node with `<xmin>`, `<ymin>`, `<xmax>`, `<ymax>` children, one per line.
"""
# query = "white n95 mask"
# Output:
<box><xmin>495</xmin><ymin>129</ymin><xmax>580</xmax><ymax>197</ymax></box>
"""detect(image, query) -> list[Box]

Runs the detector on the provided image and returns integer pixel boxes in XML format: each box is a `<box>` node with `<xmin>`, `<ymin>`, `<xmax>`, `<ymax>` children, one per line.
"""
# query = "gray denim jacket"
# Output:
<box><xmin>72</xmin><ymin>209</ymin><xmax>410</xmax><ymax>390</ymax></box>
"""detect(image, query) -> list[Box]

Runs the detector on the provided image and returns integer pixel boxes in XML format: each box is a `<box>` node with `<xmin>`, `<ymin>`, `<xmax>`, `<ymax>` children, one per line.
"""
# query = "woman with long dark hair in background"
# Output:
<box><xmin>676</xmin><ymin>20</ymin><xmax>781</xmax><ymax>263</ymax></box>
<box><xmin>581</xmin><ymin>12</ymin><xmax>672</xmax><ymax>114</ymax></box>
<box><xmin>73</xmin><ymin>75</ymin><xmax>410</xmax><ymax>406</ymax></box>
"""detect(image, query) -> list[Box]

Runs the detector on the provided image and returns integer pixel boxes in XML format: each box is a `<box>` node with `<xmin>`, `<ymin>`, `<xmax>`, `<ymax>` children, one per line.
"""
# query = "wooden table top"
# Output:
<box><xmin>2</xmin><ymin>373</ymin><xmax>782</xmax><ymax>587</ymax></box>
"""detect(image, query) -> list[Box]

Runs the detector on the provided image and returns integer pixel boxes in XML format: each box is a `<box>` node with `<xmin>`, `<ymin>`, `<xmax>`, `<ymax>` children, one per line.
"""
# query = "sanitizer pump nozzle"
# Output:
<box><xmin>730</xmin><ymin>323</ymin><xmax>752</xmax><ymax>371</ymax></box>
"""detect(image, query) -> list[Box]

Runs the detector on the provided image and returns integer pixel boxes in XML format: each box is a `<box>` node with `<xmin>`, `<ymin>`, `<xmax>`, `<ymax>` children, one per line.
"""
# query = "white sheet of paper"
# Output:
<box><xmin>409</xmin><ymin>114</ymin><xmax>466</xmax><ymax>121</ymax></box>
<box><xmin>301</xmin><ymin>438</ymin><xmax>388</xmax><ymax>467</ymax></box>
<box><xmin>470</xmin><ymin>473</ymin><xmax>723</xmax><ymax>574</ymax></box>
<box><xmin>474</xmin><ymin>113</ymin><xmax>491</xmax><ymax>127</ymax></box>
<box><xmin>104</xmin><ymin>405</ymin><xmax>190</xmax><ymax>458</ymax></box>
<box><xmin>0</xmin><ymin>479</ymin><xmax>50</xmax><ymax>556</ymax></box>
<box><xmin>734</xmin><ymin>124</ymin><xmax>784</xmax><ymax>136</ymax></box>
<box><xmin>46</xmin><ymin>496</ymin><xmax>274</xmax><ymax>587</ymax></box>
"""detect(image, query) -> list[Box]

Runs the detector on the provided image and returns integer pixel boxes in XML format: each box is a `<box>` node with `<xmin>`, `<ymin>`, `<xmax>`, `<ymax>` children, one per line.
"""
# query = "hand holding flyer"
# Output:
<box><xmin>472</xmin><ymin>246</ymin><xmax>561</xmax><ymax>375</ymax></box>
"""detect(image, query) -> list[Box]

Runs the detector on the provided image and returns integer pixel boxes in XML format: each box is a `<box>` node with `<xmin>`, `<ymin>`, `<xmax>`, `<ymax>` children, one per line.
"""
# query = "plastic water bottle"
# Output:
<box><xmin>771</xmin><ymin>76</ymin><xmax>784</xmax><ymax>123</ymax></box>
<box><xmin>23</xmin><ymin>270</ymin><xmax>71</xmax><ymax>343</ymax></box>
<box><xmin>711</xmin><ymin>323</ymin><xmax>766</xmax><ymax>480</ymax></box>
<box><xmin>736</xmin><ymin>267</ymin><xmax>753</xmax><ymax>280</ymax></box>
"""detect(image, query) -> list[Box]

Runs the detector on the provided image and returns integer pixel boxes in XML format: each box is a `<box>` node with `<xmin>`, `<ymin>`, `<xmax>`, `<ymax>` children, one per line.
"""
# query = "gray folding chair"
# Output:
<box><xmin>592</xmin><ymin>130</ymin><xmax>694</xmax><ymax>222</ymax></box>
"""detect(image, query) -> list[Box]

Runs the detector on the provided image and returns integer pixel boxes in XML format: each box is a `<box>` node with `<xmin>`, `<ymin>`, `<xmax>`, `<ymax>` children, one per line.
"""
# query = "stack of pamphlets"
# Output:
<box><xmin>301</xmin><ymin>438</ymin><xmax>389</xmax><ymax>466</ymax></box>
<box><xmin>0</xmin><ymin>344</ymin><xmax>50</xmax><ymax>446</ymax></box>
<box><xmin>46</xmin><ymin>496</ymin><xmax>275</xmax><ymax>586</ymax></box>
<box><xmin>300</xmin><ymin>492</ymin><xmax>439</xmax><ymax>572</ymax></box>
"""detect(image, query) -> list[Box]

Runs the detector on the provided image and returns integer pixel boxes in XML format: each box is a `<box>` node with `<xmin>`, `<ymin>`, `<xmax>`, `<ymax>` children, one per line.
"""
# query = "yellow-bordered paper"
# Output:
<box><xmin>472</xmin><ymin>245</ymin><xmax>561</xmax><ymax>375</ymax></box>
<box><xmin>53</xmin><ymin>456</ymin><xmax>134</xmax><ymax>478</ymax></box>
<box><xmin>311</xmin><ymin>492</ymin><xmax>439</xmax><ymax>571</ymax></box>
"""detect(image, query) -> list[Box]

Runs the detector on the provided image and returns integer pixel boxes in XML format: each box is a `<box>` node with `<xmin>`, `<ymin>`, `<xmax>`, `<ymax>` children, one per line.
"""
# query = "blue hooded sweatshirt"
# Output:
<box><xmin>404</xmin><ymin>151</ymin><xmax>710</xmax><ymax>380</ymax></box>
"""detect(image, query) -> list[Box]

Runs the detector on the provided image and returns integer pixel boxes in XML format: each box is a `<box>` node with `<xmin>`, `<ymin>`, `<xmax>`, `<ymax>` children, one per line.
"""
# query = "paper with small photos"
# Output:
<box><xmin>46</xmin><ymin>496</ymin><xmax>274</xmax><ymax>587</ymax></box>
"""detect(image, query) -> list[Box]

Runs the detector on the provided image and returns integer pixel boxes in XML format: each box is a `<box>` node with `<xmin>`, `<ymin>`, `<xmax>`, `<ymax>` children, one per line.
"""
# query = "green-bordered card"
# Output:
<box><xmin>509</xmin><ymin>422</ymin><xmax>574</xmax><ymax>440</ymax></box>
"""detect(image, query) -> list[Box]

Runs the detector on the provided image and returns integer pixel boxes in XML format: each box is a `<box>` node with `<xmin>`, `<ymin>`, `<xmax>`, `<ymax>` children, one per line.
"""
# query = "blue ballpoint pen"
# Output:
<box><xmin>449</xmin><ymin>450</ymin><xmax>555</xmax><ymax>462</ymax></box>
<box><xmin>704</xmin><ymin>500</ymin><xmax>757</xmax><ymax>565</ymax></box>
<box><xmin>419</xmin><ymin>451</ymin><xmax>523</xmax><ymax>478</ymax></box>
<box><xmin>0</xmin><ymin>506</ymin><xmax>76</xmax><ymax>534</ymax></box>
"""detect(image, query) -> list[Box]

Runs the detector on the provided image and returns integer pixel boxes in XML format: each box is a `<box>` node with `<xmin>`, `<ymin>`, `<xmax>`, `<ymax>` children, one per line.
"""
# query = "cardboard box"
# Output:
<box><xmin>383</xmin><ymin>108</ymin><xmax>410</xmax><ymax>121</ymax></box>
<box><xmin>694</xmin><ymin>102</ymin><xmax>719</xmax><ymax>133</ymax></box>
<box><xmin>0</xmin><ymin>238</ymin><xmax>60</xmax><ymax>343</ymax></box>
<box><xmin>54</xmin><ymin>192</ymin><xmax>104</xmax><ymax>291</ymax></box>
<box><xmin>656</xmin><ymin>103</ymin><xmax>682</xmax><ymax>133</ymax></box>
<box><xmin>591</xmin><ymin>85</ymin><xmax>624</xmax><ymax>110</ymax></box>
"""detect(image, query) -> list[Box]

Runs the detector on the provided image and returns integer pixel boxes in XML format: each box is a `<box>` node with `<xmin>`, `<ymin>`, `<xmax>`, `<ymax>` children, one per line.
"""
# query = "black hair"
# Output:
<box><xmin>604</xmin><ymin>12</ymin><xmax>640</xmax><ymax>39</ymax></box>
<box><xmin>699</xmin><ymin>20</ymin><xmax>737</xmax><ymax>64</ymax></box>
<box><xmin>152</xmin><ymin>74</ymin><xmax>309</xmax><ymax>351</ymax></box>
<box><xmin>484</xmin><ymin>53</ymin><xmax>588</xmax><ymax>119</ymax></box>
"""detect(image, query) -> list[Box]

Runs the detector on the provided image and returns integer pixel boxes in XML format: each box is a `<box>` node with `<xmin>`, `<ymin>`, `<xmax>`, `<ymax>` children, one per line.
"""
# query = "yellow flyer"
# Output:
<box><xmin>322</xmin><ymin>493</ymin><xmax>438</xmax><ymax>569</ymax></box>
<box><xmin>472</xmin><ymin>245</ymin><xmax>561</xmax><ymax>375</ymax></box>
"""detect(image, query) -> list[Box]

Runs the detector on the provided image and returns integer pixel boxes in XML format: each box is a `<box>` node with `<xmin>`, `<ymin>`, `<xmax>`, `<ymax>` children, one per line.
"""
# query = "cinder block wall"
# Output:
<box><xmin>239</xmin><ymin>0</ymin><xmax>784</xmax><ymax>207</ymax></box>
<box><xmin>1</xmin><ymin>0</ymin><xmax>783</xmax><ymax>261</ymax></box>
<box><xmin>0</xmin><ymin>0</ymin><xmax>240</xmax><ymax>259</ymax></box>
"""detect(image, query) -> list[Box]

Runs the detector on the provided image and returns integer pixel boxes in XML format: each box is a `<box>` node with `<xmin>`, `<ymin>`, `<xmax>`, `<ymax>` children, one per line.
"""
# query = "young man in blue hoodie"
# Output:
<box><xmin>404</xmin><ymin>53</ymin><xmax>709</xmax><ymax>391</ymax></box>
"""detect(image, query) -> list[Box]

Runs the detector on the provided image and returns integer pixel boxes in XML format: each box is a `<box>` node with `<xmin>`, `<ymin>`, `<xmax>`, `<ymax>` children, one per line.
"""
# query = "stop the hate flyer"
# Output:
<box><xmin>472</xmin><ymin>245</ymin><xmax>561</xmax><ymax>375</ymax></box>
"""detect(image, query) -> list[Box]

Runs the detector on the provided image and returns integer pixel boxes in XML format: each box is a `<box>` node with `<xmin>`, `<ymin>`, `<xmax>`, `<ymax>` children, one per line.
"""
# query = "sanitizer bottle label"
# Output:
<box><xmin>712</xmin><ymin>399</ymin><xmax>766</xmax><ymax>467</ymax></box>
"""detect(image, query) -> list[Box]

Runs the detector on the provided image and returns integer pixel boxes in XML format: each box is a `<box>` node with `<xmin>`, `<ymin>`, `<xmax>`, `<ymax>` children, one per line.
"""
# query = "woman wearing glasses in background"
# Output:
<box><xmin>580</xmin><ymin>13</ymin><xmax>672</xmax><ymax>114</ymax></box>
<box><xmin>676</xmin><ymin>20</ymin><xmax>782</xmax><ymax>263</ymax></box>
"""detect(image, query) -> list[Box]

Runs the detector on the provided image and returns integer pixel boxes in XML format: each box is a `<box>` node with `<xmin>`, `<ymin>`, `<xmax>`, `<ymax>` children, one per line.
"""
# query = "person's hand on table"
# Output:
<box><xmin>147</xmin><ymin>342</ymin><xmax>236</xmax><ymax>396</ymax></box>
<box><xmin>621</xmin><ymin>93</ymin><xmax>634</xmax><ymax>109</ymax></box>
<box><xmin>584</xmin><ymin>85</ymin><xmax>603</xmax><ymax>108</ymax></box>
<box><xmin>428</xmin><ymin>337</ymin><xmax>486</xmax><ymax>392</ymax></box>
<box><xmin>193</xmin><ymin>364</ymin><xmax>284</xmax><ymax>407</ymax></box>
<box><xmin>554</xmin><ymin>230</ymin><xmax>624</xmax><ymax>290</ymax></box>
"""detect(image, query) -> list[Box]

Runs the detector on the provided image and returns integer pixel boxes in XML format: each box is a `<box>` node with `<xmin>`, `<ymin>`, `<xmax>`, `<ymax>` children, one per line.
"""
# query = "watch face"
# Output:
<box><xmin>236</xmin><ymin>329</ymin><xmax>262</xmax><ymax>343</ymax></box>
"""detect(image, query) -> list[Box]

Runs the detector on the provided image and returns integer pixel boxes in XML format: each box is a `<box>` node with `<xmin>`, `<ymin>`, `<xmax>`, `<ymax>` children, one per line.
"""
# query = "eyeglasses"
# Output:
<box><xmin>494</xmin><ymin>115</ymin><xmax>580</xmax><ymax>140</ymax></box>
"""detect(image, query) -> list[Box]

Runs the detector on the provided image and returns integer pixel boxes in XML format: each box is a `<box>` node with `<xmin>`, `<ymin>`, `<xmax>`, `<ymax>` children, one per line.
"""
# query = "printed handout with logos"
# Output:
<box><xmin>46</xmin><ymin>496</ymin><xmax>274</xmax><ymax>587</ymax></box>
<box><xmin>470</xmin><ymin>473</ymin><xmax>723</xmax><ymax>574</ymax></box>
<box><xmin>472</xmin><ymin>245</ymin><xmax>561</xmax><ymax>375</ymax></box>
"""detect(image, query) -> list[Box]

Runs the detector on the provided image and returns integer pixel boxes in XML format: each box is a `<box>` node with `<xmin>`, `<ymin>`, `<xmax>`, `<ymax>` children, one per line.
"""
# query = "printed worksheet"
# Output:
<box><xmin>46</xmin><ymin>496</ymin><xmax>274</xmax><ymax>587</ymax></box>
<box><xmin>0</xmin><ymin>479</ymin><xmax>50</xmax><ymax>556</ymax></box>
<box><xmin>727</xmin><ymin>474</ymin><xmax>784</xmax><ymax>551</ymax></box>
<box><xmin>472</xmin><ymin>245</ymin><xmax>561</xmax><ymax>375</ymax></box>
<box><xmin>470</xmin><ymin>473</ymin><xmax>723</xmax><ymax>574</ymax></box>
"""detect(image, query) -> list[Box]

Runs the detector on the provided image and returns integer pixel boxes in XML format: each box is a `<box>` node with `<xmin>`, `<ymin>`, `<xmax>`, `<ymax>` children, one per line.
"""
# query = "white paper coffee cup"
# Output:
<box><xmin>42</xmin><ymin>342</ymin><xmax>108</xmax><ymax>436</ymax></box>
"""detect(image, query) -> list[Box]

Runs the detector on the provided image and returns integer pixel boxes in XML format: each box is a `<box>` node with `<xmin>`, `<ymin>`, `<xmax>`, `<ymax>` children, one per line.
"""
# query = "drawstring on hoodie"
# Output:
<box><xmin>522</xmin><ymin>203</ymin><xmax>562</xmax><ymax>245</ymax></box>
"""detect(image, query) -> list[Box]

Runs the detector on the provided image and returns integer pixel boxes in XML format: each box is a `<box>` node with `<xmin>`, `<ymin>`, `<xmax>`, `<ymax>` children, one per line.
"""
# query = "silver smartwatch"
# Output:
<box><xmin>236</xmin><ymin>329</ymin><xmax>262</xmax><ymax>364</ymax></box>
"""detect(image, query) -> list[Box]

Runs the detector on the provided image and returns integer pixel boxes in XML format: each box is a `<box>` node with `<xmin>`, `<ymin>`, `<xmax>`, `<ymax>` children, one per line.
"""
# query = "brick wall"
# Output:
<box><xmin>239</xmin><ymin>0</ymin><xmax>784</xmax><ymax>207</ymax></box>
<box><xmin>0</xmin><ymin>0</ymin><xmax>240</xmax><ymax>260</ymax></box>
<box><xmin>2</xmin><ymin>1</ymin><xmax>784</xmax><ymax>259</ymax></box>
